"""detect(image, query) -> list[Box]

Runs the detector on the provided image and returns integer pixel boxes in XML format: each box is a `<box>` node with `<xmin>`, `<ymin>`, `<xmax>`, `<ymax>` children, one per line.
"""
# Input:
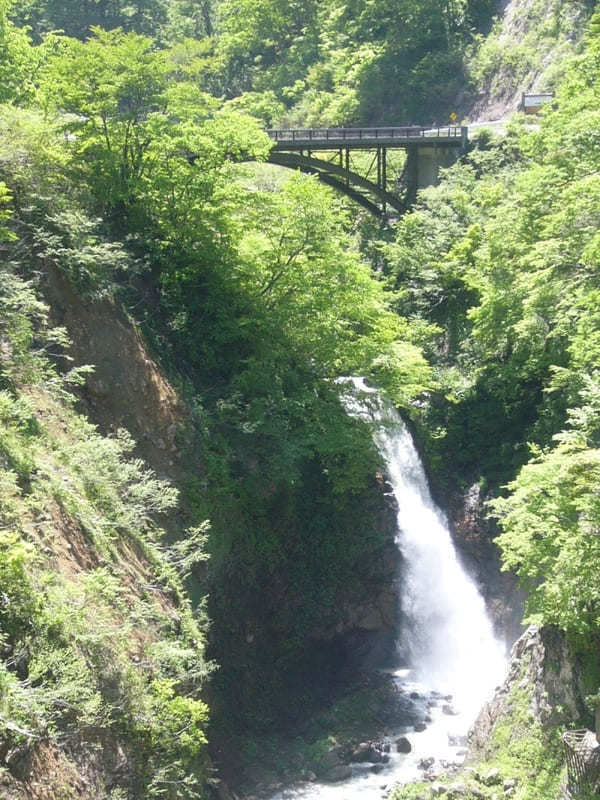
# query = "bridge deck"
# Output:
<box><xmin>267</xmin><ymin>126</ymin><xmax>467</xmax><ymax>150</ymax></box>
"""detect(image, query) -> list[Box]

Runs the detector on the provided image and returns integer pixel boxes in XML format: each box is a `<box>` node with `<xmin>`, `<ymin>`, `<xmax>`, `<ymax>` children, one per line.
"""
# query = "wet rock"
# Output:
<box><xmin>351</xmin><ymin>742</ymin><xmax>373</xmax><ymax>762</ymax></box>
<box><xmin>396</xmin><ymin>736</ymin><xmax>412</xmax><ymax>753</ymax></box>
<box><xmin>349</xmin><ymin>741</ymin><xmax>386</xmax><ymax>763</ymax></box>
<box><xmin>414</xmin><ymin>721</ymin><xmax>427</xmax><ymax>732</ymax></box>
<box><xmin>371</xmin><ymin>763</ymin><xmax>385</xmax><ymax>774</ymax></box>
<box><xmin>418</xmin><ymin>757</ymin><xmax>435</xmax><ymax>771</ymax></box>
<box><xmin>469</xmin><ymin>627</ymin><xmax>583</xmax><ymax>761</ymax></box>
<box><xmin>322</xmin><ymin>765</ymin><xmax>352</xmax><ymax>782</ymax></box>
<box><xmin>426</xmin><ymin>767</ymin><xmax>446</xmax><ymax>781</ymax></box>
<box><xmin>442</xmin><ymin>704</ymin><xmax>458</xmax><ymax>716</ymax></box>
<box><xmin>410</xmin><ymin>691</ymin><xmax>421</xmax><ymax>699</ymax></box>
<box><xmin>447</xmin><ymin>733</ymin><xmax>467</xmax><ymax>747</ymax></box>
<box><xmin>483</xmin><ymin>768</ymin><xmax>501</xmax><ymax>786</ymax></box>
<box><xmin>208</xmin><ymin>782</ymin><xmax>236</xmax><ymax>800</ymax></box>
<box><xmin>446</xmin><ymin>783</ymin><xmax>468</xmax><ymax>797</ymax></box>
<box><xmin>317</xmin><ymin>745</ymin><xmax>345</xmax><ymax>773</ymax></box>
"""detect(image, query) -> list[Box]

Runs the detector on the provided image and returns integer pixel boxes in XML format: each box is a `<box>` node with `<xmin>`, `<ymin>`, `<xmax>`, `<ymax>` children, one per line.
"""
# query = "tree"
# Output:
<box><xmin>0</xmin><ymin>0</ymin><xmax>38</xmax><ymax>104</ymax></box>
<box><xmin>40</xmin><ymin>28</ymin><xmax>169</xmax><ymax>213</ymax></box>
<box><xmin>11</xmin><ymin>0</ymin><xmax>169</xmax><ymax>41</ymax></box>
<box><xmin>492</xmin><ymin>378</ymin><xmax>600</xmax><ymax>642</ymax></box>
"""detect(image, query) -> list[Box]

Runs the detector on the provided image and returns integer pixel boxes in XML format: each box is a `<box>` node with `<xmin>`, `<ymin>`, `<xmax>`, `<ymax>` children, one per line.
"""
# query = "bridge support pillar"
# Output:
<box><xmin>404</xmin><ymin>145</ymin><xmax>462</xmax><ymax>205</ymax></box>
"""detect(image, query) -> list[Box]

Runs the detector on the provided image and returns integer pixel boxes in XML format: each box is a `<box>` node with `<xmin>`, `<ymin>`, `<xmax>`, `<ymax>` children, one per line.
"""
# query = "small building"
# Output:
<box><xmin>521</xmin><ymin>92</ymin><xmax>554</xmax><ymax>114</ymax></box>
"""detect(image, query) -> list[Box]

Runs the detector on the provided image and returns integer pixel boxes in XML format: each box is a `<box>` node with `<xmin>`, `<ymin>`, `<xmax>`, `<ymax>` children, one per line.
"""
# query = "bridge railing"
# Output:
<box><xmin>266</xmin><ymin>126</ymin><xmax>465</xmax><ymax>142</ymax></box>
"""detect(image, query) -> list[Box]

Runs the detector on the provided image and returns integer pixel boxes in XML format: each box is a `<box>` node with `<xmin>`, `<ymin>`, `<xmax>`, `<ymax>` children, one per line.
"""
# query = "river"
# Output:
<box><xmin>267</xmin><ymin>383</ymin><xmax>507</xmax><ymax>799</ymax></box>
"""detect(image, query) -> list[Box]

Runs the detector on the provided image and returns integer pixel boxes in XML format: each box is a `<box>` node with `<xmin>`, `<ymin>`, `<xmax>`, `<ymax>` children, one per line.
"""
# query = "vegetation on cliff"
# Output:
<box><xmin>0</xmin><ymin>0</ymin><xmax>431</xmax><ymax>793</ymax></box>
<box><xmin>0</xmin><ymin>187</ymin><xmax>211</xmax><ymax>797</ymax></box>
<box><xmin>385</xmin><ymin>8</ymin><xmax>600</xmax><ymax>644</ymax></box>
<box><xmin>379</xmin><ymin>11</ymin><xmax>600</xmax><ymax>797</ymax></box>
<box><xmin>2</xmin><ymin>0</ymin><xmax>600</xmax><ymax>796</ymax></box>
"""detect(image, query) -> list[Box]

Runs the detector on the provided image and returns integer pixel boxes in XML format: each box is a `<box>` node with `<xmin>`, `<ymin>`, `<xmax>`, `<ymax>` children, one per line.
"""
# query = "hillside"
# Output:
<box><xmin>466</xmin><ymin>0</ymin><xmax>593</xmax><ymax>121</ymax></box>
<box><xmin>1</xmin><ymin>0</ymin><xmax>600</xmax><ymax>799</ymax></box>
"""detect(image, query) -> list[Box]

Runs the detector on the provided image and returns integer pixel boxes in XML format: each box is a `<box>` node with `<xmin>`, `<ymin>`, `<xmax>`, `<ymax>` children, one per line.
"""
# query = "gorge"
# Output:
<box><xmin>1</xmin><ymin>1</ymin><xmax>600</xmax><ymax>799</ymax></box>
<box><xmin>257</xmin><ymin>384</ymin><xmax>507</xmax><ymax>800</ymax></box>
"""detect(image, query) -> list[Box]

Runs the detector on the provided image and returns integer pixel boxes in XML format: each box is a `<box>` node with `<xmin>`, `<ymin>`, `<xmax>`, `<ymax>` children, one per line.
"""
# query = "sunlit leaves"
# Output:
<box><xmin>492</xmin><ymin>378</ymin><xmax>600</xmax><ymax>641</ymax></box>
<box><xmin>40</xmin><ymin>28</ymin><xmax>169</xmax><ymax>209</ymax></box>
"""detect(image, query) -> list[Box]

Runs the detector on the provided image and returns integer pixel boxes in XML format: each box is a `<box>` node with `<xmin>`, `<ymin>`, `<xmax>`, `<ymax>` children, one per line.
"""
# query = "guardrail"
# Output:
<box><xmin>267</xmin><ymin>126</ymin><xmax>465</xmax><ymax>142</ymax></box>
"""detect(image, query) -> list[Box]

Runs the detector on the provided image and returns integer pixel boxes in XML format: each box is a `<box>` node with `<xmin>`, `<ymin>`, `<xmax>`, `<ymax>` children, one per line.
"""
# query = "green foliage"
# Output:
<box><xmin>0</xmin><ymin>181</ymin><xmax>15</xmax><ymax>240</ymax></box>
<box><xmin>13</xmin><ymin>0</ymin><xmax>212</xmax><ymax>43</ymax></box>
<box><xmin>468</xmin><ymin>0</ymin><xmax>591</xmax><ymax>101</ymax></box>
<box><xmin>0</xmin><ymin>10</ymin><xmax>435</xmax><ymax>764</ymax></box>
<box><xmin>214</xmin><ymin>0</ymin><xmax>496</xmax><ymax>124</ymax></box>
<box><xmin>0</xmin><ymin>0</ymin><xmax>37</xmax><ymax>104</ymax></box>
<box><xmin>0</xmin><ymin>532</ymin><xmax>38</xmax><ymax>643</ymax></box>
<box><xmin>12</xmin><ymin>0</ymin><xmax>170</xmax><ymax>41</ymax></box>
<box><xmin>222</xmin><ymin>90</ymin><xmax>286</xmax><ymax>126</ymax></box>
<box><xmin>492</xmin><ymin>378</ymin><xmax>600</xmax><ymax>641</ymax></box>
<box><xmin>30</xmin><ymin>209</ymin><xmax>136</xmax><ymax>297</ymax></box>
<box><xmin>0</xmin><ymin>236</ymin><xmax>211</xmax><ymax>795</ymax></box>
<box><xmin>40</xmin><ymin>28</ymin><xmax>170</xmax><ymax>212</ymax></box>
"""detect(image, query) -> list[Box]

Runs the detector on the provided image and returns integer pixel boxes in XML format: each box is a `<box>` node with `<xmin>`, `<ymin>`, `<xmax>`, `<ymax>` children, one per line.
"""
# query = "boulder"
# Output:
<box><xmin>351</xmin><ymin>742</ymin><xmax>372</xmax><ymax>762</ymax></box>
<box><xmin>322</xmin><ymin>765</ymin><xmax>352</xmax><ymax>782</ymax></box>
<box><xmin>396</xmin><ymin>736</ymin><xmax>412</xmax><ymax>754</ymax></box>
<box><xmin>483</xmin><ymin>768</ymin><xmax>501</xmax><ymax>786</ymax></box>
<box><xmin>414</xmin><ymin>721</ymin><xmax>427</xmax><ymax>732</ymax></box>
<box><xmin>351</xmin><ymin>741</ymin><xmax>385</xmax><ymax>763</ymax></box>
<box><xmin>317</xmin><ymin>745</ymin><xmax>346</xmax><ymax>774</ymax></box>
<box><xmin>446</xmin><ymin>783</ymin><xmax>468</xmax><ymax>797</ymax></box>
<box><xmin>418</xmin><ymin>756</ymin><xmax>435</xmax><ymax>771</ymax></box>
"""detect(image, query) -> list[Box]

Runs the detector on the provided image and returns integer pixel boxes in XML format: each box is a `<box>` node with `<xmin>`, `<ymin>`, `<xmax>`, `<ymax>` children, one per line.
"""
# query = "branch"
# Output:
<box><xmin>0</xmin><ymin>715</ymin><xmax>40</xmax><ymax>740</ymax></box>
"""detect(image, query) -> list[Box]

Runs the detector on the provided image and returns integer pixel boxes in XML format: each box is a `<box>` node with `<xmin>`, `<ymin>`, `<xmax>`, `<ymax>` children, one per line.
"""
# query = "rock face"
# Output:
<box><xmin>444</xmin><ymin>481</ymin><xmax>525</xmax><ymax>647</ymax></box>
<box><xmin>468</xmin><ymin>625</ymin><xmax>587</xmax><ymax>759</ymax></box>
<box><xmin>465</xmin><ymin>0</ymin><xmax>592</xmax><ymax>123</ymax></box>
<box><xmin>305</xmin><ymin>488</ymin><xmax>402</xmax><ymax>674</ymax></box>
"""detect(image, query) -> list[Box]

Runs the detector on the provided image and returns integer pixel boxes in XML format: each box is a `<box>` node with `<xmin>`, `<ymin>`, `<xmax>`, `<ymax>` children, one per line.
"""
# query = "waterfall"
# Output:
<box><xmin>266</xmin><ymin>383</ymin><xmax>506</xmax><ymax>799</ymax></box>
<box><xmin>372</xmin><ymin>396</ymin><xmax>506</xmax><ymax>721</ymax></box>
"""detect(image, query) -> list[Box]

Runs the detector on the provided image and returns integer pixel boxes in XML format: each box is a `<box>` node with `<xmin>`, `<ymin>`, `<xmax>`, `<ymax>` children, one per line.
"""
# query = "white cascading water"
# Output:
<box><xmin>266</xmin><ymin>383</ymin><xmax>506</xmax><ymax>800</ymax></box>
<box><xmin>373</xmin><ymin>392</ymin><xmax>506</xmax><ymax>719</ymax></box>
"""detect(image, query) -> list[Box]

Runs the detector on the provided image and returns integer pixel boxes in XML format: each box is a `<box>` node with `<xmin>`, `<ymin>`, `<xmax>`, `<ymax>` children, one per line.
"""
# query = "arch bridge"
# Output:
<box><xmin>266</xmin><ymin>126</ymin><xmax>468</xmax><ymax>218</ymax></box>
